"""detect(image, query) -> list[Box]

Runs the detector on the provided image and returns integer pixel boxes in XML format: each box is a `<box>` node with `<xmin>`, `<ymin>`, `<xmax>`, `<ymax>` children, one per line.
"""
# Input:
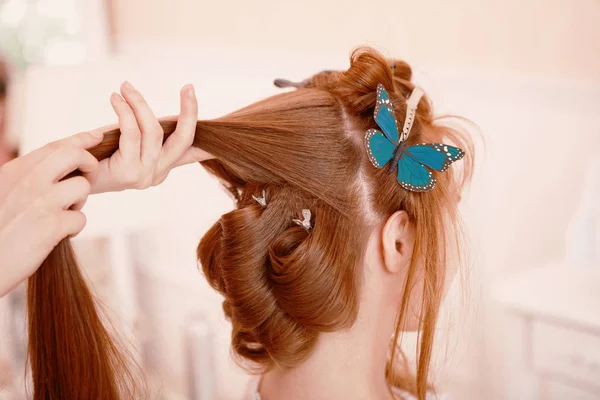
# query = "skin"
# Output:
<box><xmin>261</xmin><ymin>211</ymin><xmax>422</xmax><ymax>400</ymax></box>
<box><xmin>0</xmin><ymin>81</ymin><xmax>206</xmax><ymax>297</ymax></box>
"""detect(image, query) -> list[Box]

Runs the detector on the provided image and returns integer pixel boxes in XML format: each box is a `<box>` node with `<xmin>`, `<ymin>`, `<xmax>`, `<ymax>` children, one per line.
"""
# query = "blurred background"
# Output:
<box><xmin>0</xmin><ymin>0</ymin><xmax>599</xmax><ymax>399</ymax></box>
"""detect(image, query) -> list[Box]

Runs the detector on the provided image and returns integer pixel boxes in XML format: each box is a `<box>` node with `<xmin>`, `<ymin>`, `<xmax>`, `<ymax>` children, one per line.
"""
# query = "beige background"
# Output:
<box><xmin>111</xmin><ymin>0</ymin><xmax>600</xmax><ymax>83</ymax></box>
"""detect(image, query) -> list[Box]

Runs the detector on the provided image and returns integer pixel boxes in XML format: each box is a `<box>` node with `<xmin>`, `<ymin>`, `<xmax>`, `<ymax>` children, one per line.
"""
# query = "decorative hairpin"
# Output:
<box><xmin>252</xmin><ymin>189</ymin><xmax>267</xmax><ymax>207</ymax></box>
<box><xmin>364</xmin><ymin>84</ymin><xmax>465</xmax><ymax>192</ymax></box>
<box><xmin>273</xmin><ymin>78</ymin><xmax>311</xmax><ymax>88</ymax></box>
<box><xmin>292</xmin><ymin>209</ymin><xmax>312</xmax><ymax>232</ymax></box>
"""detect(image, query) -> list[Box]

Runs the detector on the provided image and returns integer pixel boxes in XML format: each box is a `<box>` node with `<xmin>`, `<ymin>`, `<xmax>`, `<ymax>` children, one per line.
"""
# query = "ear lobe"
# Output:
<box><xmin>381</xmin><ymin>210</ymin><xmax>414</xmax><ymax>274</ymax></box>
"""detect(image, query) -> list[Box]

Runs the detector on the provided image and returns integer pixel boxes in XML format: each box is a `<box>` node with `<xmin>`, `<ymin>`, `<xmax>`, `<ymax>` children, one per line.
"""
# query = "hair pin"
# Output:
<box><xmin>252</xmin><ymin>189</ymin><xmax>267</xmax><ymax>207</ymax></box>
<box><xmin>273</xmin><ymin>78</ymin><xmax>310</xmax><ymax>89</ymax></box>
<box><xmin>292</xmin><ymin>209</ymin><xmax>312</xmax><ymax>232</ymax></box>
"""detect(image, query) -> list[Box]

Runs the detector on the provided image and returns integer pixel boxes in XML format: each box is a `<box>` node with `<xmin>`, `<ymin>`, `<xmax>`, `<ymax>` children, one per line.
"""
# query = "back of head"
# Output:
<box><xmin>196</xmin><ymin>47</ymin><xmax>474</xmax><ymax>398</ymax></box>
<box><xmin>27</xmin><ymin>46</ymin><xmax>472</xmax><ymax>400</ymax></box>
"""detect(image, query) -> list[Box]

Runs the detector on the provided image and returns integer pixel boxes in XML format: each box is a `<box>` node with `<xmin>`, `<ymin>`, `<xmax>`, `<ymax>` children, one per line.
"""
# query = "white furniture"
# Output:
<box><xmin>494</xmin><ymin>266</ymin><xmax>600</xmax><ymax>400</ymax></box>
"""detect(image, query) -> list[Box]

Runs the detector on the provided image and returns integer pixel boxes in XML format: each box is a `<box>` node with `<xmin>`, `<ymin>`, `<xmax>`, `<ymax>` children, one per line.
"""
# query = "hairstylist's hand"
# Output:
<box><xmin>0</xmin><ymin>132</ymin><xmax>101</xmax><ymax>297</ymax></box>
<box><xmin>86</xmin><ymin>82</ymin><xmax>204</xmax><ymax>194</ymax></box>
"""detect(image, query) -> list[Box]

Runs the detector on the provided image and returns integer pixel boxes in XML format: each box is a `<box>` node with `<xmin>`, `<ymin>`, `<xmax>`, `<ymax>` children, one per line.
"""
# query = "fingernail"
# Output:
<box><xmin>187</xmin><ymin>84</ymin><xmax>195</xmax><ymax>99</ymax></box>
<box><xmin>110</xmin><ymin>92</ymin><xmax>123</xmax><ymax>102</ymax></box>
<box><xmin>122</xmin><ymin>81</ymin><xmax>134</xmax><ymax>91</ymax></box>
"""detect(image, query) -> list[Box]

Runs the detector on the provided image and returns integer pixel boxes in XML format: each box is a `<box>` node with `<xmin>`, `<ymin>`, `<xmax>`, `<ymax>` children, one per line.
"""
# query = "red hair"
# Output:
<box><xmin>28</xmin><ymin>47</ymin><xmax>473</xmax><ymax>399</ymax></box>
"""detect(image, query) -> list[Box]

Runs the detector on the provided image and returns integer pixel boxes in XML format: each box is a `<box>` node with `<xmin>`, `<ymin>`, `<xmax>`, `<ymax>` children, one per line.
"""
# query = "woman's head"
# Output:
<box><xmin>28</xmin><ymin>46</ymin><xmax>471</xmax><ymax>400</ymax></box>
<box><xmin>195</xmin><ymin>47</ymin><xmax>473</xmax><ymax>397</ymax></box>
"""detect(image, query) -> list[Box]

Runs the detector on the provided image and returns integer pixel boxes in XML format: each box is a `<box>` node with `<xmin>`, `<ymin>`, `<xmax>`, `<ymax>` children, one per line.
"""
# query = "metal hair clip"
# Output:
<box><xmin>273</xmin><ymin>70</ymin><xmax>335</xmax><ymax>89</ymax></box>
<box><xmin>273</xmin><ymin>78</ymin><xmax>311</xmax><ymax>89</ymax></box>
<box><xmin>252</xmin><ymin>189</ymin><xmax>267</xmax><ymax>207</ymax></box>
<box><xmin>292</xmin><ymin>209</ymin><xmax>312</xmax><ymax>232</ymax></box>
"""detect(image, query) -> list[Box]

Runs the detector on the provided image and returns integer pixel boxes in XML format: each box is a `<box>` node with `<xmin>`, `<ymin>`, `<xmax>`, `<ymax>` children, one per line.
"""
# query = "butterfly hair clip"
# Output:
<box><xmin>364</xmin><ymin>84</ymin><xmax>465</xmax><ymax>192</ymax></box>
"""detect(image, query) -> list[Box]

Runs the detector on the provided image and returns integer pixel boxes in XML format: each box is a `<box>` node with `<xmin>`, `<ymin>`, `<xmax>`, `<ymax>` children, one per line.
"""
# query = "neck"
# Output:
<box><xmin>260</xmin><ymin>294</ymin><xmax>399</xmax><ymax>400</ymax></box>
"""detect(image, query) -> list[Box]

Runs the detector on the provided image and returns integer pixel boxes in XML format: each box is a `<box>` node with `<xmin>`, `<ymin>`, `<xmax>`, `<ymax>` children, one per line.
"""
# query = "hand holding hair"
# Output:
<box><xmin>85</xmin><ymin>81</ymin><xmax>208</xmax><ymax>194</ymax></box>
<box><xmin>0</xmin><ymin>131</ymin><xmax>101</xmax><ymax>297</ymax></box>
<box><xmin>18</xmin><ymin>82</ymin><xmax>206</xmax><ymax>399</ymax></box>
<box><xmin>0</xmin><ymin>82</ymin><xmax>203</xmax><ymax>298</ymax></box>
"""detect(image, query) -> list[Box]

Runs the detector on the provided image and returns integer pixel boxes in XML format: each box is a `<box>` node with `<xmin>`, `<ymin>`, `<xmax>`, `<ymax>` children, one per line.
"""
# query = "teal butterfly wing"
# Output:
<box><xmin>374</xmin><ymin>83</ymin><xmax>400</xmax><ymax>144</ymax></box>
<box><xmin>405</xmin><ymin>143</ymin><xmax>465</xmax><ymax>172</ymax></box>
<box><xmin>397</xmin><ymin>153</ymin><xmax>436</xmax><ymax>192</ymax></box>
<box><xmin>364</xmin><ymin>83</ymin><xmax>465</xmax><ymax>192</ymax></box>
<box><xmin>365</xmin><ymin>129</ymin><xmax>396</xmax><ymax>168</ymax></box>
<box><xmin>364</xmin><ymin>84</ymin><xmax>400</xmax><ymax>169</ymax></box>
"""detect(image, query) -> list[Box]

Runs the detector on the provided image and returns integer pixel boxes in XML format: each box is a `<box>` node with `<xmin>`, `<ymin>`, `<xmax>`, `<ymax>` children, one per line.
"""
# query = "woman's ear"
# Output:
<box><xmin>381</xmin><ymin>210</ymin><xmax>415</xmax><ymax>274</ymax></box>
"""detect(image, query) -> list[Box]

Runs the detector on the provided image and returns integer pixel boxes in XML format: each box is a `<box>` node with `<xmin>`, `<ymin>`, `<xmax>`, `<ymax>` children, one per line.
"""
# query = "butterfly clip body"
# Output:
<box><xmin>364</xmin><ymin>84</ymin><xmax>464</xmax><ymax>192</ymax></box>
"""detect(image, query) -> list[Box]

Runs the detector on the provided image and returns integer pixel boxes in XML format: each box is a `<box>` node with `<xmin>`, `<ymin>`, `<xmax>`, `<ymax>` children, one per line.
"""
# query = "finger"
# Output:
<box><xmin>88</xmin><ymin>124</ymin><xmax>117</xmax><ymax>140</ymax></box>
<box><xmin>57</xmin><ymin>210</ymin><xmax>87</xmax><ymax>238</ymax></box>
<box><xmin>44</xmin><ymin>176</ymin><xmax>91</xmax><ymax>210</ymax></box>
<box><xmin>36</xmin><ymin>145</ymin><xmax>99</xmax><ymax>185</ymax></box>
<box><xmin>56</xmin><ymin>130</ymin><xmax>105</xmax><ymax>149</ymax></box>
<box><xmin>110</xmin><ymin>91</ymin><xmax>141</xmax><ymax>164</ymax></box>
<box><xmin>4</xmin><ymin>131</ymin><xmax>103</xmax><ymax>178</ymax></box>
<box><xmin>156</xmin><ymin>84</ymin><xmax>198</xmax><ymax>173</ymax></box>
<box><xmin>119</xmin><ymin>81</ymin><xmax>163</xmax><ymax>166</ymax></box>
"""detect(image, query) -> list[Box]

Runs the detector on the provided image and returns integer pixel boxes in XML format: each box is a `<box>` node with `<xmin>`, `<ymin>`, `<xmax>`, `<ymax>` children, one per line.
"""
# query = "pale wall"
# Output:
<box><xmin>111</xmin><ymin>0</ymin><xmax>600</xmax><ymax>83</ymax></box>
